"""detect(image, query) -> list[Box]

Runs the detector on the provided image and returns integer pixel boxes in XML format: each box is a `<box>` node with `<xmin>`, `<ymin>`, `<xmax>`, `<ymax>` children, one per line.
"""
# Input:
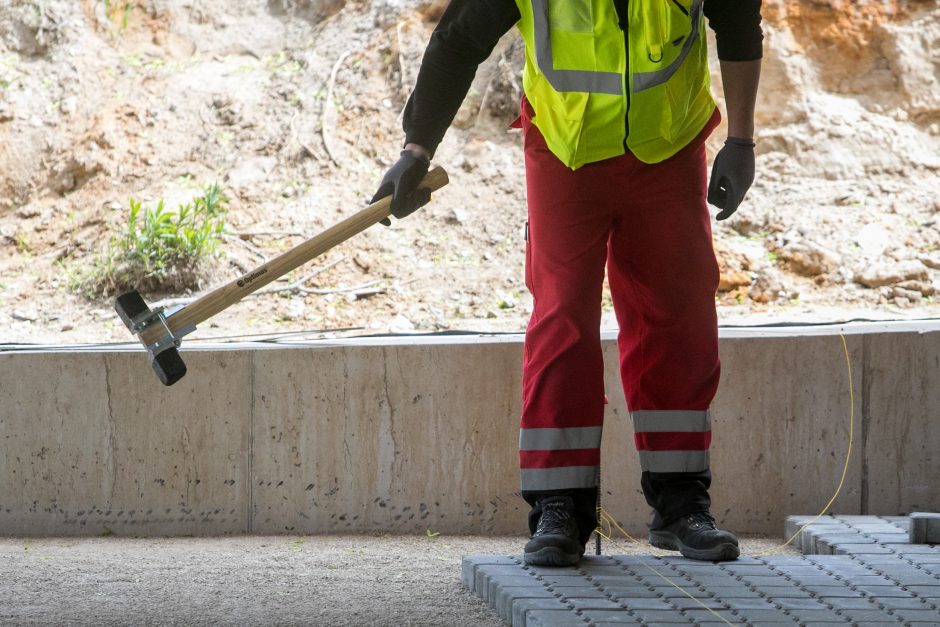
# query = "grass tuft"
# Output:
<box><xmin>71</xmin><ymin>184</ymin><xmax>228</xmax><ymax>297</ymax></box>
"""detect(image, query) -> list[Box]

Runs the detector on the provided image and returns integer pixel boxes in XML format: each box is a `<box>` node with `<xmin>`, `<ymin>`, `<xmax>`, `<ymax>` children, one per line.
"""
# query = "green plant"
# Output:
<box><xmin>74</xmin><ymin>184</ymin><xmax>228</xmax><ymax>297</ymax></box>
<box><xmin>101</xmin><ymin>0</ymin><xmax>137</xmax><ymax>33</ymax></box>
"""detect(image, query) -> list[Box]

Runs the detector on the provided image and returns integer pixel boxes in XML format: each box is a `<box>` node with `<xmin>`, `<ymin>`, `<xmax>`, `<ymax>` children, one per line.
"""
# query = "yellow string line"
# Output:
<box><xmin>594</xmin><ymin>511</ymin><xmax>735</xmax><ymax>626</ymax></box>
<box><xmin>752</xmin><ymin>333</ymin><xmax>855</xmax><ymax>557</ymax></box>
<box><xmin>587</xmin><ymin>333</ymin><xmax>856</xmax><ymax>623</ymax></box>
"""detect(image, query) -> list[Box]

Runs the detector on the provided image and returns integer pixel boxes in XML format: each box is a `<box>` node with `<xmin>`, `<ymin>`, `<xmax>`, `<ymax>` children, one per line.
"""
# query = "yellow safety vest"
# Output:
<box><xmin>515</xmin><ymin>0</ymin><xmax>715</xmax><ymax>169</ymax></box>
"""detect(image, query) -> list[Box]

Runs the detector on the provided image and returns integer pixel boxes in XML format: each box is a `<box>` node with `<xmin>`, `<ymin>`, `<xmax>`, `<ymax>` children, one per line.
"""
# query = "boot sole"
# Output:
<box><xmin>523</xmin><ymin>546</ymin><xmax>581</xmax><ymax>567</ymax></box>
<box><xmin>649</xmin><ymin>531</ymin><xmax>740</xmax><ymax>562</ymax></box>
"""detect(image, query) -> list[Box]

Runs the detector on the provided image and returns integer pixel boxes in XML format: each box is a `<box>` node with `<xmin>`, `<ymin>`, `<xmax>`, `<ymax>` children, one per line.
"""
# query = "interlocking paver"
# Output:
<box><xmin>580</xmin><ymin>609</ymin><xmax>642</xmax><ymax>624</ymax></box>
<box><xmin>464</xmin><ymin>517</ymin><xmax>940</xmax><ymax>625</ymax></box>
<box><xmin>803</xmin><ymin>585</ymin><xmax>865</xmax><ymax>597</ymax></box>
<box><xmin>826</xmin><ymin>597</ymin><xmax>877</xmax><ymax>610</ymax></box>
<box><xmin>780</xmin><ymin>608</ymin><xmax>848</xmax><ymax>622</ymax></box>
<box><xmin>678</xmin><ymin>609</ymin><xmax>741</xmax><ymax>623</ymax></box>
<box><xmin>832</xmin><ymin>608</ymin><xmax>901</xmax><ymax>623</ymax></box>
<box><xmin>511</xmin><ymin>597</ymin><xmax>573</xmax><ymax>626</ymax></box>
<box><xmin>891</xmin><ymin>608</ymin><xmax>940</xmax><ymax>622</ymax></box>
<box><xmin>901</xmin><ymin>585</ymin><xmax>940</xmax><ymax>596</ymax></box>
<box><xmin>613</xmin><ymin>598</ymin><xmax>672</xmax><ymax>611</ymax></box>
<box><xmin>525</xmin><ymin>609</ymin><xmax>588</xmax><ymax>627</ymax></box>
<box><xmin>498</xmin><ymin>587</ymin><xmax>559</xmax><ymax>621</ymax></box>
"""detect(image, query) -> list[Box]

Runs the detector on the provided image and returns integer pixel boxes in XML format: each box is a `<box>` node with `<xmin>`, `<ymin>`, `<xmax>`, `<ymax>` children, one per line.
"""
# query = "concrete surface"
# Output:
<box><xmin>1</xmin><ymin>321</ymin><xmax>938</xmax><ymax>536</ymax></box>
<box><xmin>465</xmin><ymin>518</ymin><xmax>940</xmax><ymax>626</ymax></box>
<box><xmin>0</xmin><ymin>534</ymin><xmax>792</xmax><ymax>626</ymax></box>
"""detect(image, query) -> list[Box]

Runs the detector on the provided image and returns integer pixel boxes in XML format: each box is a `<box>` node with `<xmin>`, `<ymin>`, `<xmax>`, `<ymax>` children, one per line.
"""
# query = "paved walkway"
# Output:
<box><xmin>464</xmin><ymin>516</ymin><xmax>940</xmax><ymax>625</ymax></box>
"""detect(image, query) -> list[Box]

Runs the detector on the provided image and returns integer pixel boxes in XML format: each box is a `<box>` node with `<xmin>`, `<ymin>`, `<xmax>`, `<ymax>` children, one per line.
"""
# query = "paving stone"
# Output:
<box><xmin>875</xmin><ymin>596</ymin><xmax>937</xmax><ymax>610</ymax></box>
<box><xmin>887</xmin><ymin>574</ymin><xmax>940</xmax><ymax>586</ymax></box>
<box><xmin>891</xmin><ymin>608</ymin><xmax>940</xmax><ymax>622</ymax></box>
<box><xmin>600</xmin><ymin>586</ymin><xmax>661</xmax><ymax>599</ymax></box>
<box><xmin>563</xmin><ymin>597</ymin><xmax>623</xmax><ymax>612</ymax></box>
<box><xmin>738</xmin><ymin>575</ymin><xmax>791</xmax><ymax>587</ymax></box>
<box><xmin>511</xmin><ymin>597</ymin><xmax>573</xmax><ymax>625</ymax></box>
<box><xmin>666</xmin><ymin>597</ymin><xmax>725</xmax><ymax>610</ymax></box>
<box><xmin>749</xmin><ymin>586</ymin><xmax>812</xmax><ymax>598</ymax></box>
<box><xmin>836</xmin><ymin>574</ymin><xmax>896</xmax><ymax>586</ymax></box>
<box><xmin>580</xmin><ymin>610</ymin><xmax>642</xmax><ymax>624</ymax></box>
<box><xmin>826</xmin><ymin>597</ymin><xmax>878</xmax><ymax>610</ymax></box>
<box><xmin>794</xmin><ymin>576</ymin><xmax>853</xmax><ymax>587</ymax></box>
<box><xmin>697</xmin><ymin>586</ymin><xmax>762</xmax><ymax>598</ymax></box>
<box><xmin>612</xmin><ymin>598</ymin><xmax>673</xmax><ymax>611</ymax></box>
<box><xmin>804</xmin><ymin>585</ymin><xmax>866</xmax><ymax>597</ymax></box>
<box><xmin>853</xmin><ymin>584</ymin><xmax>914</xmax><ymax>597</ymax></box>
<box><xmin>832</xmin><ymin>543</ymin><xmax>894</xmax><ymax>555</ymax></box>
<box><xmin>910</xmin><ymin>512</ymin><xmax>940</xmax><ymax>544</ymax></box>
<box><xmin>555</xmin><ymin>587</ymin><xmax>610</xmax><ymax>600</ymax></box>
<box><xmin>525</xmin><ymin>609</ymin><xmax>589</xmax><ymax>627</ymax></box>
<box><xmin>498</xmin><ymin>586</ymin><xmax>559</xmax><ymax>621</ymax></box>
<box><xmin>488</xmin><ymin>576</ymin><xmax>546</xmax><ymax>603</ymax></box>
<box><xmin>628</xmin><ymin>609</ymin><xmax>697</xmax><ymax>623</ymax></box>
<box><xmin>649</xmin><ymin>586</ymin><xmax>710</xmax><ymax>599</ymax></box>
<box><xmin>678</xmin><ymin>609</ymin><xmax>741</xmax><ymax>623</ymax></box>
<box><xmin>730</xmin><ymin>608</ymin><xmax>799</xmax><ymax>623</ymax></box>
<box><xmin>579</xmin><ymin>565</ymin><xmax>633</xmax><ymax>577</ymax></box>
<box><xmin>832</xmin><ymin>608</ymin><xmax>901</xmax><ymax>623</ymax></box>
<box><xmin>721</xmin><ymin>596</ymin><xmax>780</xmax><ymax>610</ymax></box>
<box><xmin>902</xmin><ymin>585</ymin><xmax>940</xmax><ymax>597</ymax></box>
<box><xmin>773</xmin><ymin>597</ymin><xmax>835</xmax><ymax>610</ymax></box>
<box><xmin>782</xmin><ymin>608</ymin><xmax>849</xmax><ymax>622</ymax></box>
<box><xmin>865</xmin><ymin>533</ymin><xmax>911</xmax><ymax>544</ymax></box>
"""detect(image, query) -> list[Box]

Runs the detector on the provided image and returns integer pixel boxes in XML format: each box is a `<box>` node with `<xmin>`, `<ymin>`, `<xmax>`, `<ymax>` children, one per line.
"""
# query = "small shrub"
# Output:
<box><xmin>101</xmin><ymin>1</ymin><xmax>138</xmax><ymax>34</ymax></box>
<box><xmin>74</xmin><ymin>184</ymin><xmax>228</xmax><ymax>297</ymax></box>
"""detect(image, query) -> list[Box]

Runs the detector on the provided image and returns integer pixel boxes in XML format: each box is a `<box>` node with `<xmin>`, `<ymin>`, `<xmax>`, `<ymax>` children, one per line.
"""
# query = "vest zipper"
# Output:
<box><xmin>615</xmin><ymin>0</ymin><xmax>630</xmax><ymax>151</ymax></box>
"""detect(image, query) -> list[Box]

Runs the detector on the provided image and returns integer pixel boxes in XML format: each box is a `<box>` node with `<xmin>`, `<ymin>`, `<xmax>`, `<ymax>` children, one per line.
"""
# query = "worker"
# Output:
<box><xmin>372</xmin><ymin>0</ymin><xmax>762</xmax><ymax>566</ymax></box>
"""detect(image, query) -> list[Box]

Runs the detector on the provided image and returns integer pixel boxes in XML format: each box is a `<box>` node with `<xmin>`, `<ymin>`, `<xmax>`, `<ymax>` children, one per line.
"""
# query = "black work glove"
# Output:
<box><xmin>707</xmin><ymin>137</ymin><xmax>756</xmax><ymax>221</ymax></box>
<box><xmin>371</xmin><ymin>149</ymin><xmax>431</xmax><ymax>225</ymax></box>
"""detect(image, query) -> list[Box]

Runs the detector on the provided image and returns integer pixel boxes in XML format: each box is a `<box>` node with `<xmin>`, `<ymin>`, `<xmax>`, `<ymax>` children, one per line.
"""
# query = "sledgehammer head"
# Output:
<box><xmin>115</xmin><ymin>290</ymin><xmax>187</xmax><ymax>386</ymax></box>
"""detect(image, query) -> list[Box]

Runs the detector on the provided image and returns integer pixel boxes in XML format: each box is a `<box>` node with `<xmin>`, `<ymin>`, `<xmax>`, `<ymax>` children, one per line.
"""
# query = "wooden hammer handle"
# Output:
<box><xmin>140</xmin><ymin>166</ymin><xmax>449</xmax><ymax>346</ymax></box>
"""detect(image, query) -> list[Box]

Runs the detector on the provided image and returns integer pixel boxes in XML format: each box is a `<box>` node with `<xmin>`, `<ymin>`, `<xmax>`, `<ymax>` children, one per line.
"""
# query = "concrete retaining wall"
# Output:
<box><xmin>1</xmin><ymin>322</ymin><xmax>937</xmax><ymax>537</ymax></box>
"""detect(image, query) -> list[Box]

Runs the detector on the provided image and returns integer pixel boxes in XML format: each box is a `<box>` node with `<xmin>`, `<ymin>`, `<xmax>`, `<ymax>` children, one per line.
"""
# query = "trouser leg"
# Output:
<box><xmin>605</xmin><ymin>113</ymin><xmax>722</xmax><ymax>528</ymax></box>
<box><xmin>517</xmin><ymin>99</ymin><xmax>612</xmax><ymax>544</ymax></box>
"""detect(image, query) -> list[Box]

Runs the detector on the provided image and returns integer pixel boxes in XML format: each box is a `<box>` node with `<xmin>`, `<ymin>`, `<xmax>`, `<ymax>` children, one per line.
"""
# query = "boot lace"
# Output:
<box><xmin>536</xmin><ymin>502</ymin><xmax>574</xmax><ymax>536</ymax></box>
<box><xmin>687</xmin><ymin>511</ymin><xmax>717</xmax><ymax>530</ymax></box>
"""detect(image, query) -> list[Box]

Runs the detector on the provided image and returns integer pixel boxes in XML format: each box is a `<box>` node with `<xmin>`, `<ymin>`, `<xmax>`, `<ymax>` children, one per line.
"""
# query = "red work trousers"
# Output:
<box><xmin>518</xmin><ymin>99</ymin><xmax>721</xmax><ymax>528</ymax></box>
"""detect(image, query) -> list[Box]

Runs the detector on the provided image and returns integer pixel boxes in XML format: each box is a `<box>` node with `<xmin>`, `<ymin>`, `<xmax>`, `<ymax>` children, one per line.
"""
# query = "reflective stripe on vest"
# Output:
<box><xmin>531</xmin><ymin>0</ymin><xmax>622</xmax><ymax>95</ymax></box>
<box><xmin>633</xmin><ymin>0</ymin><xmax>703</xmax><ymax>92</ymax></box>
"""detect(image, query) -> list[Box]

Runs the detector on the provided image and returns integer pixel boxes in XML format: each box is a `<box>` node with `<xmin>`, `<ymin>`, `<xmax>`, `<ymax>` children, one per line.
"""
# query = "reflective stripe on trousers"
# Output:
<box><xmin>519</xmin><ymin>426</ymin><xmax>603</xmax><ymax>491</ymax></box>
<box><xmin>632</xmin><ymin>410</ymin><xmax>711</xmax><ymax>473</ymax></box>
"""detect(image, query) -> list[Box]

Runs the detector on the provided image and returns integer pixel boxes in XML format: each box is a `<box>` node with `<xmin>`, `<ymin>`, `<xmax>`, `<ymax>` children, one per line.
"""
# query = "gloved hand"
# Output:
<box><xmin>707</xmin><ymin>137</ymin><xmax>755</xmax><ymax>221</ymax></box>
<box><xmin>371</xmin><ymin>149</ymin><xmax>431</xmax><ymax>225</ymax></box>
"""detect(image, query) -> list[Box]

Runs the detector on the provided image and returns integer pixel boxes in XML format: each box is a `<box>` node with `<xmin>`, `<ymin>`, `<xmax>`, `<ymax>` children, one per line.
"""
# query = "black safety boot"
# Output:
<box><xmin>649</xmin><ymin>511</ymin><xmax>739</xmax><ymax>561</ymax></box>
<box><xmin>523</xmin><ymin>496</ymin><xmax>584</xmax><ymax>567</ymax></box>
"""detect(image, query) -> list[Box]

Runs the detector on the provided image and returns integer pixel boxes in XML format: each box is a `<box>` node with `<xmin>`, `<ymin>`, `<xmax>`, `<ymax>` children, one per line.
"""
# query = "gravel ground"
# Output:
<box><xmin>0</xmin><ymin>534</ymin><xmax>798</xmax><ymax>626</ymax></box>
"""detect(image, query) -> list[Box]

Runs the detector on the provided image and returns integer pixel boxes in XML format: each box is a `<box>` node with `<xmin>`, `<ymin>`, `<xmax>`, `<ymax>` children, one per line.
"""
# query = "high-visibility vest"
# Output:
<box><xmin>514</xmin><ymin>0</ymin><xmax>715</xmax><ymax>169</ymax></box>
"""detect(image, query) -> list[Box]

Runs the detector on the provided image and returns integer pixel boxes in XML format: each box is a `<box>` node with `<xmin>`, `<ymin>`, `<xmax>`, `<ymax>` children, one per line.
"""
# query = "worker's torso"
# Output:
<box><xmin>514</xmin><ymin>0</ymin><xmax>715</xmax><ymax>169</ymax></box>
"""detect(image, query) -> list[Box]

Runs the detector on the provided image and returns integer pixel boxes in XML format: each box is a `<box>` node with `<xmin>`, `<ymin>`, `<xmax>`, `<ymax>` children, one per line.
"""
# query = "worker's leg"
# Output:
<box><xmin>518</xmin><ymin>98</ymin><xmax>613</xmax><ymax>562</ymax></box>
<box><xmin>606</xmin><ymin>113</ymin><xmax>724</xmax><ymax>529</ymax></box>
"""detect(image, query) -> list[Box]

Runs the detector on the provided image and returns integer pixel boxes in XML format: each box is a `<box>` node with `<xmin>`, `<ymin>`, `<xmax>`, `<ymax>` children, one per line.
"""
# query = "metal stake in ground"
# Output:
<box><xmin>115</xmin><ymin>166</ymin><xmax>449</xmax><ymax>386</ymax></box>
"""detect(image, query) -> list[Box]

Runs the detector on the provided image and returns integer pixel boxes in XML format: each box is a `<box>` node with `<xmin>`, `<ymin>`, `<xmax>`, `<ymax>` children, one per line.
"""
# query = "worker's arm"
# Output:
<box><xmin>704</xmin><ymin>0</ymin><xmax>763</xmax><ymax>219</ymax></box>
<box><xmin>720</xmin><ymin>59</ymin><xmax>761</xmax><ymax>142</ymax></box>
<box><xmin>373</xmin><ymin>0</ymin><xmax>519</xmax><ymax>220</ymax></box>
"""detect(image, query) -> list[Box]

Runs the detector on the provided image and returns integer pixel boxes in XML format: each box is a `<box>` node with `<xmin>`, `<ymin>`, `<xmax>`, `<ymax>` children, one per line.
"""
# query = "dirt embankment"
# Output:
<box><xmin>1</xmin><ymin>0</ymin><xmax>938</xmax><ymax>345</ymax></box>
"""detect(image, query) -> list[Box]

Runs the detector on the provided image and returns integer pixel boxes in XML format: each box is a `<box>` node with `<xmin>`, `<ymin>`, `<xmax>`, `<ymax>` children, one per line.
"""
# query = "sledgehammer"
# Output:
<box><xmin>115</xmin><ymin>166</ymin><xmax>449</xmax><ymax>386</ymax></box>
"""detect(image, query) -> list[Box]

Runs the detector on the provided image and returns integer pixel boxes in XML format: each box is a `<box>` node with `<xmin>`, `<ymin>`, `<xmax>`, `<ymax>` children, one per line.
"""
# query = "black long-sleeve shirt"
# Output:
<box><xmin>403</xmin><ymin>0</ymin><xmax>763</xmax><ymax>154</ymax></box>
